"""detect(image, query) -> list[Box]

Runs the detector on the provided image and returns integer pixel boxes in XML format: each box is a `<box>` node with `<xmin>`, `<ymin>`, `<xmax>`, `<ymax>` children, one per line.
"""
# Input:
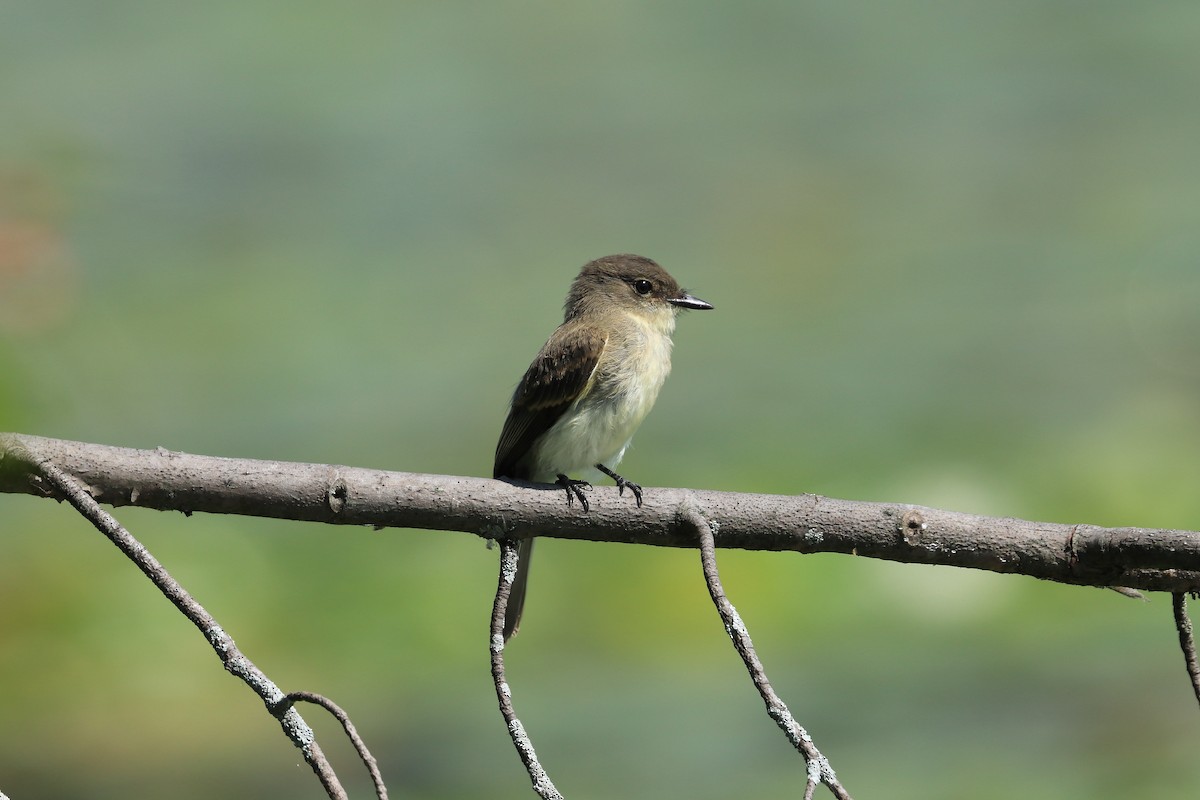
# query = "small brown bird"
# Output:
<box><xmin>493</xmin><ymin>254</ymin><xmax>712</xmax><ymax>640</ymax></box>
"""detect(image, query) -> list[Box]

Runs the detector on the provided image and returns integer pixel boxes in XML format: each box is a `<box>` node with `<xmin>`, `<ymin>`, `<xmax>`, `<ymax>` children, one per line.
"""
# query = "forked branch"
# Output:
<box><xmin>6</xmin><ymin>432</ymin><xmax>1200</xmax><ymax>798</ymax></box>
<box><xmin>8</xmin><ymin>440</ymin><xmax>376</xmax><ymax>800</ymax></box>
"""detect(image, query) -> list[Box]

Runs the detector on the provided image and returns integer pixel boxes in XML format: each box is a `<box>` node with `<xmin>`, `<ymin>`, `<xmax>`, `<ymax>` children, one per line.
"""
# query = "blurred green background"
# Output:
<box><xmin>3</xmin><ymin>2</ymin><xmax>1200</xmax><ymax>798</ymax></box>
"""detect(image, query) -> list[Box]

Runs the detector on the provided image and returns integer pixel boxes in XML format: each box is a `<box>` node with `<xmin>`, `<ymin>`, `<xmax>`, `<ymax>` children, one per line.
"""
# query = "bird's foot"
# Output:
<box><xmin>555</xmin><ymin>474</ymin><xmax>592</xmax><ymax>512</ymax></box>
<box><xmin>595</xmin><ymin>463</ymin><xmax>643</xmax><ymax>507</ymax></box>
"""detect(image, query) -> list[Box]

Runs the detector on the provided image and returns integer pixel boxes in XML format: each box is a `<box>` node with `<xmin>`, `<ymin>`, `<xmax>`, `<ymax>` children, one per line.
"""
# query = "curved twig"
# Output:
<box><xmin>490</xmin><ymin>539</ymin><xmax>563</xmax><ymax>799</ymax></box>
<box><xmin>682</xmin><ymin>505</ymin><xmax>853</xmax><ymax>800</ymax></box>
<box><xmin>277</xmin><ymin>691</ymin><xmax>388</xmax><ymax>800</ymax></box>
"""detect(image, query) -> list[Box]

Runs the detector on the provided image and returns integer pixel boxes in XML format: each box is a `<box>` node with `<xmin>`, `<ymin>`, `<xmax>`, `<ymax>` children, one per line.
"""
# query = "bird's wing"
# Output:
<box><xmin>493</xmin><ymin>322</ymin><xmax>607</xmax><ymax>479</ymax></box>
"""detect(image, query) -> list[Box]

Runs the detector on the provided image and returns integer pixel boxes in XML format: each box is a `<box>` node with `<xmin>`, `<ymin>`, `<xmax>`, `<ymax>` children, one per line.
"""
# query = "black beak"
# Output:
<box><xmin>668</xmin><ymin>292</ymin><xmax>713</xmax><ymax>311</ymax></box>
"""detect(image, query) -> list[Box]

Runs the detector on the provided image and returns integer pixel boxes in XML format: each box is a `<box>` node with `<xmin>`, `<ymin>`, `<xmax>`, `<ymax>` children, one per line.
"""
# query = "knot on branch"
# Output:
<box><xmin>326</xmin><ymin>474</ymin><xmax>348</xmax><ymax>514</ymax></box>
<box><xmin>899</xmin><ymin>508</ymin><xmax>927</xmax><ymax>545</ymax></box>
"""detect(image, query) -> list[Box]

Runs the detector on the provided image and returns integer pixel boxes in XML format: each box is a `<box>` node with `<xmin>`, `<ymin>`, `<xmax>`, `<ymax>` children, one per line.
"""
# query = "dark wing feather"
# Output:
<box><xmin>493</xmin><ymin>322</ymin><xmax>606</xmax><ymax>479</ymax></box>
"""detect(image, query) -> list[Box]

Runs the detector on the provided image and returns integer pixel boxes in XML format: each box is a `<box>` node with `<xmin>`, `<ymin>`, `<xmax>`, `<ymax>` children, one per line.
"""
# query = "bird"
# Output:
<box><xmin>493</xmin><ymin>254</ymin><xmax>712</xmax><ymax>640</ymax></box>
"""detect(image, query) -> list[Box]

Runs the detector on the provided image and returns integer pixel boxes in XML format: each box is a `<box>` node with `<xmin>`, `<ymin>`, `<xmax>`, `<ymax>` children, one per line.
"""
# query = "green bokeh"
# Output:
<box><xmin>3</xmin><ymin>2</ymin><xmax>1200</xmax><ymax>798</ymax></box>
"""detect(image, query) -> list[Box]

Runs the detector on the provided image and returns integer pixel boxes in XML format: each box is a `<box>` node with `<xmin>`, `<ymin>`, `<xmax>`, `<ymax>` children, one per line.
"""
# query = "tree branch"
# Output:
<box><xmin>3</xmin><ymin>432</ymin><xmax>1198</xmax><ymax>593</ymax></box>
<box><xmin>11</xmin><ymin>440</ymin><xmax>347</xmax><ymax>798</ymax></box>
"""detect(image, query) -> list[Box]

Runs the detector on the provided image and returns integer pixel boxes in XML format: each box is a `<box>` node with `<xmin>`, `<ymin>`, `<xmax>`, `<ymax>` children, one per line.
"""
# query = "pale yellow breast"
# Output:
<box><xmin>528</xmin><ymin>310</ymin><xmax>676</xmax><ymax>481</ymax></box>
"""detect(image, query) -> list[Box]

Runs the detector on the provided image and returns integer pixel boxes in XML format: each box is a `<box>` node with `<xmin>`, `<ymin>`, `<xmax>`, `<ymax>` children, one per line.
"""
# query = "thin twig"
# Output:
<box><xmin>1172</xmin><ymin>593</ymin><xmax>1200</xmax><ymax>708</ymax></box>
<box><xmin>490</xmin><ymin>539</ymin><xmax>564</xmax><ymax>800</ymax></box>
<box><xmin>681</xmin><ymin>506</ymin><xmax>853</xmax><ymax>800</ymax></box>
<box><xmin>278</xmin><ymin>691</ymin><xmax>388</xmax><ymax>800</ymax></box>
<box><xmin>13</xmin><ymin>444</ymin><xmax>348</xmax><ymax>800</ymax></box>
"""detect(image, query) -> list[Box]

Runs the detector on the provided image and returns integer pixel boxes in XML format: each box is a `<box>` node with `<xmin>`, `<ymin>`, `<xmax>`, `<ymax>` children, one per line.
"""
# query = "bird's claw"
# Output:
<box><xmin>555</xmin><ymin>474</ymin><xmax>592</xmax><ymax>512</ymax></box>
<box><xmin>616</xmin><ymin>478</ymin><xmax>643</xmax><ymax>507</ymax></box>
<box><xmin>594</xmin><ymin>463</ymin><xmax>643</xmax><ymax>507</ymax></box>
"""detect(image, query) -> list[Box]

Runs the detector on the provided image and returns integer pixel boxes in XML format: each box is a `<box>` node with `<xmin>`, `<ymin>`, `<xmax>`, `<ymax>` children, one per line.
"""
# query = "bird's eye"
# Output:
<box><xmin>632</xmin><ymin>279</ymin><xmax>653</xmax><ymax>296</ymax></box>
